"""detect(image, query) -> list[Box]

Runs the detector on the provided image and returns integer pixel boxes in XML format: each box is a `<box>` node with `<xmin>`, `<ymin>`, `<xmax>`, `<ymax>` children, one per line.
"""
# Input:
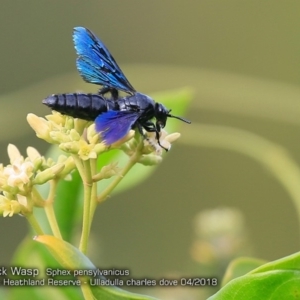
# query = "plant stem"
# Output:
<box><xmin>42</xmin><ymin>181</ymin><xmax>63</xmax><ymax>239</ymax></box>
<box><xmin>88</xmin><ymin>159</ymin><xmax>98</xmax><ymax>234</ymax></box>
<box><xmin>26</xmin><ymin>213</ymin><xmax>44</xmax><ymax>235</ymax></box>
<box><xmin>72</xmin><ymin>155</ymin><xmax>87</xmax><ymax>182</ymax></box>
<box><xmin>79</xmin><ymin>160</ymin><xmax>93</xmax><ymax>254</ymax></box>
<box><xmin>44</xmin><ymin>204</ymin><xmax>63</xmax><ymax>239</ymax></box>
<box><xmin>97</xmin><ymin>151</ymin><xmax>141</xmax><ymax>204</ymax></box>
<box><xmin>86</xmin><ymin>152</ymin><xmax>140</xmax><ymax>251</ymax></box>
<box><xmin>80</xmin><ymin>282</ymin><xmax>94</xmax><ymax>300</ymax></box>
<box><xmin>78</xmin><ymin>136</ymin><xmax>142</xmax><ymax>253</ymax></box>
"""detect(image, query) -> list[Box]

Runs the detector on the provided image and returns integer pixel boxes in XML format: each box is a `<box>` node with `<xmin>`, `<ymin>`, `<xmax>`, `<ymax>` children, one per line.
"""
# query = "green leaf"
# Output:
<box><xmin>209</xmin><ymin>252</ymin><xmax>300</xmax><ymax>300</ymax></box>
<box><xmin>249</xmin><ymin>251</ymin><xmax>300</xmax><ymax>274</ymax></box>
<box><xmin>8</xmin><ymin>236</ymin><xmax>82</xmax><ymax>300</ymax></box>
<box><xmin>34</xmin><ymin>235</ymin><xmax>95</xmax><ymax>270</ymax></box>
<box><xmin>0</xmin><ymin>288</ymin><xmax>7</xmax><ymax>299</ymax></box>
<box><xmin>35</xmin><ymin>235</ymin><xmax>159</xmax><ymax>300</ymax></box>
<box><xmin>221</xmin><ymin>257</ymin><xmax>267</xmax><ymax>286</ymax></box>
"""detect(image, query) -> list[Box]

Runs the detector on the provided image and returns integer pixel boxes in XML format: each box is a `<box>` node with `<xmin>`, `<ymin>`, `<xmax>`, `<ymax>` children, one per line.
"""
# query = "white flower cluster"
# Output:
<box><xmin>0</xmin><ymin>144</ymin><xmax>74</xmax><ymax>217</ymax></box>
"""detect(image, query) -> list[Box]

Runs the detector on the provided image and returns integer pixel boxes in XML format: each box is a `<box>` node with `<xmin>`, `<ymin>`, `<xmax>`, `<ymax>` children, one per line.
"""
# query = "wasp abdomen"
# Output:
<box><xmin>43</xmin><ymin>93</ymin><xmax>112</xmax><ymax>121</ymax></box>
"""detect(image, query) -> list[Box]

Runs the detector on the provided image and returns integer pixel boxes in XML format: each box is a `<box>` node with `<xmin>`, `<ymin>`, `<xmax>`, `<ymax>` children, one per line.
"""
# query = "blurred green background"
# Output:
<box><xmin>1</xmin><ymin>0</ymin><xmax>300</xmax><ymax>296</ymax></box>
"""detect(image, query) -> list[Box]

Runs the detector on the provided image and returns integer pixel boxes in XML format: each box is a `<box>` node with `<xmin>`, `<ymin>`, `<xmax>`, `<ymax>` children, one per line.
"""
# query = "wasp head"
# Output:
<box><xmin>155</xmin><ymin>103</ymin><xmax>191</xmax><ymax>131</ymax></box>
<box><xmin>154</xmin><ymin>103</ymin><xmax>169</xmax><ymax>129</ymax></box>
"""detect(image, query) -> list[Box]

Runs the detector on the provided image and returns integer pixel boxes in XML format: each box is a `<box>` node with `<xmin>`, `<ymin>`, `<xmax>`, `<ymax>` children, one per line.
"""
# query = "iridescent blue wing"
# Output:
<box><xmin>73</xmin><ymin>27</ymin><xmax>136</xmax><ymax>94</ymax></box>
<box><xmin>95</xmin><ymin>110</ymin><xmax>140</xmax><ymax>145</ymax></box>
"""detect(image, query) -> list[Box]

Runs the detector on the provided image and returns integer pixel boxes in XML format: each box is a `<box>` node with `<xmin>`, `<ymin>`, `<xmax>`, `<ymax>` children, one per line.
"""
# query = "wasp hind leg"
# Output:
<box><xmin>98</xmin><ymin>87</ymin><xmax>119</xmax><ymax>100</ymax></box>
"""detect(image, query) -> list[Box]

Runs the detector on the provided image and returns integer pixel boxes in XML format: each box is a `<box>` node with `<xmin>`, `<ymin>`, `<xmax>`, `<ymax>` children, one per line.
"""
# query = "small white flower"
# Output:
<box><xmin>77</xmin><ymin>140</ymin><xmax>98</xmax><ymax>160</ymax></box>
<box><xmin>0</xmin><ymin>196</ymin><xmax>21</xmax><ymax>217</ymax></box>
<box><xmin>3</xmin><ymin>157</ymin><xmax>34</xmax><ymax>189</ymax></box>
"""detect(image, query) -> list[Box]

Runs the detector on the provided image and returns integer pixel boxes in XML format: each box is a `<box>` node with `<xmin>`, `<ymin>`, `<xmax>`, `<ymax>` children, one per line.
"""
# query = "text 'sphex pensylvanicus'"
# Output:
<box><xmin>43</xmin><ymin>27</ymin><xmax>191</xmax><ymax>150</ymax></box>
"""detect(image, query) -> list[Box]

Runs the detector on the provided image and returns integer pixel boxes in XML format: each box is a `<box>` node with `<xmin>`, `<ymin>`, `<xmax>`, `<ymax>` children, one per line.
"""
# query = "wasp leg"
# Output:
<box><xmin>135</xmin><ymin>122</ymin><xmax>155</xmax><ymax>149</ymax></box>
<box><xmin>98</xmin><ymin>87</ymin><xmax>119</xmax><ymax>100</ymax></box>
<box><xmin>142</xmin><ymin>121</ymin><xmax>169</xmax><ymax>151</ymax></box>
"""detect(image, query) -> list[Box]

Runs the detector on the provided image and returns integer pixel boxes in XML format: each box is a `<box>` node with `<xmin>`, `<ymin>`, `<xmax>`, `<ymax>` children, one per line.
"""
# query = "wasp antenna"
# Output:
<box><xmin>168</xmin><ymin>114</ymin><xmax>191</xmax><ymax>124</ymax></box>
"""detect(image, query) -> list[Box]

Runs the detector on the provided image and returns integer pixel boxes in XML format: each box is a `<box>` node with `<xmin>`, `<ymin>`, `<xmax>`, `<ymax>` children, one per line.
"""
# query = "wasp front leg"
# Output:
<box><xmin>139</xmin><ymin>121</ymin><xmax>168</xmax><ymax>151</ymax></box>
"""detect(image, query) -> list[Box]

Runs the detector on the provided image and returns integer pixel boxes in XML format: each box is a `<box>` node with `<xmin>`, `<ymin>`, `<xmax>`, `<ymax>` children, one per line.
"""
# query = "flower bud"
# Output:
<box><xmin>32</xmin><ymin>157</ymin><xmax>44</xmax><ymax>171</ymax></box>
<box><xmin>93</xmin><ymin>163</ymin><xmax>119</xmax><ymax>181</ymax></box>
<box><xmin>69</xmin><ymin>129</ymin><xmax>81</xmax><ymax>141</ymax></box>
<box><xmin>74</xmin><ymin>119</ymin><xmax>90</xmax><ymax>135</ymax></box>
<box><xmin>50</xmin><ymin>131</ymin><xmax>71</xmax><ymax>144</ymax></box>
<box><xmin>138</xmin><ymin>154</ymin><xmax>163</xmax><ymax>166</ymax></box>
<box><xmin>7</xmin><ymin>144</ymin><xmax>22</xmax><ymax>164</ymax></box>
<box><xmin>164</xmin><ymin>132</ymin><xmax>181</xmax><ymax>144</ymax></box>
<box><xmin>65</xmin><ymin>117</ymin><xmax>74</xmax><ymax>130</ymax></box>
<box><xmin>87</xmin><ymin>124</ymin><xmax>100</xmax><ymax>144</ymax></box>
<box><xmin>27</xmin><ymin>147</ymin><xmax>44</xmax><ymax>170</ymax></box>
<box><xmin>26</xmin><ymin>147</ymin><xmax>41</xmax><ymax>161</ymax></box>
<box><xmin>17</xmin><ymin>194</ymin><xmax>28</xmax><ymax>207</ymax></box>
<box><xmin>46</xmin><ymin>112</ymin><xmax>66</xmax><ymax>124</ymax></box>
<box><xmin>33</xmin><ymin>163</ymin><xmax>65</xmax><ymax>184</ymax></box>
<box><xmin>57</xmin><ymin>156</ymin><xmax>76</xmax><ymax>178</ymax></box>
<box><xmin>59</xmin><ymin>141</ymin><xmax>80</xmax><ymax>154</ymax></box>
<box><xmin>94</xmin><ymin>143</ymin><xmax>107</xmax><ymax>154</ymax></box>
<box><xmin>27</xmin><ymin>114</ymin><xmax>53</xmax><ymax>143</ymax></box>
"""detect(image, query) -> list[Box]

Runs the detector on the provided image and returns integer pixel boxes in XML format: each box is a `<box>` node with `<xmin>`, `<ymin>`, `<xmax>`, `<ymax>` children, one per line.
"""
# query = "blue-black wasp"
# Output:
<box><xmin>43</xmin><ymin>27</ymin><xmax>191</xmax><ymax>150</ymax></box>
